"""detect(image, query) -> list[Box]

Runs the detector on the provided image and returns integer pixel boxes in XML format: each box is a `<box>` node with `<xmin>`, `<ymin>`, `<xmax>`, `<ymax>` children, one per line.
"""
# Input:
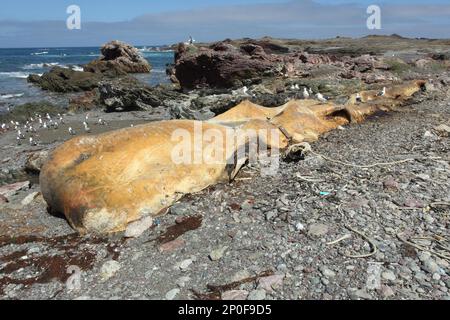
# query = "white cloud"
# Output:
<box><xmin>0</xmin><ymin>0</ymin><xmax>449</xmax><ymax>47</ymax></box>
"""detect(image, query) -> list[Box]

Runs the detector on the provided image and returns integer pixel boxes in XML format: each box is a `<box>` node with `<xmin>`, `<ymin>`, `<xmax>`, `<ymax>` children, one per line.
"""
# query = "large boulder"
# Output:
<box><xmin>84</xmin><ymin>41</ymin><xmax>151</xmax><ymax>74</ymax></box>
<box><xmin>169</xmin><ymin>41</ymin><xmax>290</xmax><ymax>89</ymax></box>
<box><xmin>27</xmin><ymin>67</ymin><xmax>101</xmax><ymax>93</ymax></box>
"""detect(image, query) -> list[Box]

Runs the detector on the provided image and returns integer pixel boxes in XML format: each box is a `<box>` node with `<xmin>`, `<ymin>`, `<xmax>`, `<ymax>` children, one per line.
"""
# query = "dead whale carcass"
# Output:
<box><xmin>40</xmin><ymin>80</ymin><xmax>426</xmax><ymax>234</ymax></box>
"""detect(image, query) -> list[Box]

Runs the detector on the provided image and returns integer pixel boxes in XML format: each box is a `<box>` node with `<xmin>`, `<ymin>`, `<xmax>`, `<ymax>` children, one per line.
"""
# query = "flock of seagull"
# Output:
<box><xmin>1</xmin><ymin>112</ymin><xmax>108</xmax><ymax>146</ymax></box>
<box><xmin>288</xmin><ymin>84</ymin><xmax>386</xmax><ymax>103</ymax></box>
<box><xmin>1</xmin><ymin>85</ymin><xmax>388</xmax><ymax>147</ymax></box>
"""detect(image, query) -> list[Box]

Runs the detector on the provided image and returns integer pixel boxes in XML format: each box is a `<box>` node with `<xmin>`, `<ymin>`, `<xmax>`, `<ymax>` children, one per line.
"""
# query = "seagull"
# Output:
<box><xmin>85</xmin><ymin>113</ymin><xmax>89</xmax><ymax>122</ymax></box>
<box><xmin>17</xmin><ymin>130</ymin><xmax>25</xmax><ymax>139</ymax></box>
<box><xmin>43</xmin><ymin>122</ymin><xmax>48</xmax><ymax>130</ymax></box>
<box><xmin>98</xmin><ymin>118</ymin><xmax>107</xmax><ymax>126</ymax></box>
<box><xmin>303</xmin><ymin>88</ymin><xmax>310</xmax><ymax>99</ymax></box>
<box><xmin>308</xmin><ymin>88</ymin><xmax>313</xmax><ymax>95</ymax></box>
<box><xmin>242</xmin><ymin>86</ymin><xmax>249</xmax><ymax>95</ymax></box>
<box><xmin>46</xmin><ymin>113</ymin><xmax>51</xmax><ymax>120</ymax></box>
<box><xmin>68</xmin><ymin>127</ymin><xmax>76</xmax><ymax>135</ymax></box>
<box><xmin>29</xmin><ymin>137</ymin><xmax>37</xmax><ymax>146</ymax></box>
<box><xmin>83</xmin><ymin>121</ymin><xmax>91</xmax><ymax>133</ymax></box>
<box><xmin>16</xmin><ymin>136</ymin><xmax>22</xmax><ymax>145</ymax></box>
<box><xmin>1</xmin><ymin>123</ymin><xmax>6</xmax><ymax>130</ymax></box>
<box><xmin>316</xmin><ymin>93</ymin><xmax>327</xmax><ymax>103</ymax></box>
<box><xmin>356</xmin><ymin>93</ymin><xmax>362</xmax><ymax>103</ymax></box>
<box><xmin>378</xmin><ymin>87</ymin><xmax>386</xmax><ymax>97</ymax></box>
<box><xmin>294</xmin><ymin>84</ymin><xmax>300</xmax><ymax>90</ymax></box>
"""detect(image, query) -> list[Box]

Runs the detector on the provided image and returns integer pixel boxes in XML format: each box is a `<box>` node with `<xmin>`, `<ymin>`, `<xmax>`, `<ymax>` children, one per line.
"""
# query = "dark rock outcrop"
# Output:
<box><xmin>98</xmin><ymin>77</ymin><xmax>190</xmax><ymax>112</ymax></box>
<box><xmin>84</xmin><ymin>40</ymin><xmax>151</xmax><ymax>75</ymax></box>
<box><xmin>27</xmin><ymin>67</ymin><xmax>101</xmax><ymax>93</ymax></box>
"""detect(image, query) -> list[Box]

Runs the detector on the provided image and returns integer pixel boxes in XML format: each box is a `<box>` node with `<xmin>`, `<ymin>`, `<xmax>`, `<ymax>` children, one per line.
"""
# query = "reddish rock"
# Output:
<box><xmin>158</xmin><ymin>238</ymin><xmax>185</xmax><ymax>253</ymax></box>
<box><xmin>383</xmin><ymin>176</ymin><xmax>399</xmax><ymax>191</ymax></box>
<box><xmin>404</xmin><ymin>198</ymin><xmax>424</xmax><ymax>208</ymax></box>
<box><xmin>170</xmin><ymin>41</ymin><xmax>296</xmax><ymax>89</ymax></box>
<box><xmin>257</xmin><ymin>274</ymin><xmax>284</xmax><ymax>292</ymax></box>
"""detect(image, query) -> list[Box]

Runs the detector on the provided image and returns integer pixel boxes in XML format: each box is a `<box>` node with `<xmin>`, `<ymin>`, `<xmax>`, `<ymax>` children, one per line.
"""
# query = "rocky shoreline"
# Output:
<box><xmin>0</xmin><ymin>35</ymin><xmax>449</xmax><ymax>300</ymax></box>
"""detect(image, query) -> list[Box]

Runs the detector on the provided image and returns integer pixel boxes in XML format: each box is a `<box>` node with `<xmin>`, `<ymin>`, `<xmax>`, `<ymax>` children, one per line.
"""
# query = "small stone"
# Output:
<box><xmin>20</xmin><ymin>192</ymin><xmax>40</xmax><ymax>206</ymax></box>
<box><xmin>176</xmin><ymin>276</ymin><xmax>191</xmax><ymax>288</ymax></box>
<box><xmin>404</xmin><ymin>198</ymin><xmax>424</xmax><ymax>208</ymax></box>
<box><xmin>222</xmin><ymin>290</ymin><xmax>249</xmax><ymax>300</ymax></box>
<box><xmin>170</xmin><ymin>203</ymin><xmax>188</xmax><ymax>216</ymax></box>
<box><xmin>209</xmin><ymin>246</ymin><xmax>228</xmax><ymax>261</ymax></box>
<box><xmin>295</xmin><ymin>222</ymin><xmax>305</xmax><ymax>231</ymax></box>
<box><xmin>380</xmin><ymin>285</ymin><xmax>395</xmax><ymax>298</ymax></box>
<box><xmin>381</xmin><ymin>271</ymin><xmax>396</xmax><ymax>281</ymax></box>
<box><xmin>422</xmin><ymin>259</ymin><xmax>440</xmax><ymax>274</ymax></box>
<box><xmin>383</xmin><ymin>177</ymin><xmax>399</xmax><ymax>191</ymax></box>
<box><xmin>0</xmin><ymin>181</ymin><xmax>30</xmax><ymax>199</ymax></box>
<box><xmin>231</xmin><ymin>270</ymin><xmax>251</xmax><ymax>282</ymax></box>
<box><xmin>124</xmin><ymin>216</ymin><xmax>153</xmax><ymax>238</ymax></box>
<box><xmin>277</xmin><ymin>263</ymin><xmax>288</xmax><ymax>273</ymax></box>
<box><xmin>165</xmin><ymin>288</ymin><xmax>180</xmax><ymax>300</ymax></box>
<box><xmin>100</xmin><ymin>260</ymin><xmax>121</xmax><ymax>281</ymax></box>
<box><xmin>179</xmin><ymin>259</ymin><xmax>193</xmax><ymax>271</ymax></box>
<box><xmin>320</xmin><ymin>266</ymin><xmax>336</xmax><ymax>278</ymax></box>
<box><xmin>308</xmin><ymin>223</ymin><xmax>329</xmax><ymax>237</ymax></box>
<box><xmin>432</xmin><ymin>273</ymin><xmax>441</xmax><ymax>281</ymax></box>
<box><xmin>0</xmin><ymin>194</ymin><xmax>8</xmax><ymax>204</ymax></box>
<box><xmin>247</xmin><ymin>289</ymin><xmax>266</xmax><ymax>300</ymax></box>
<box><xmin>423</xmin><ymin>130</ymin><xmax>435</xmax><ymax>138</ymax></box>
<box><xmin>25</xmin><ymin>150</ymin><xmax>49</xmax><ymax>173</ymax></box>
<box><xmin>349</xmin><ymin>289</ymin><xmax>372</xmax><ymax>300</ymax></box>
<box><xmin>434</xmin><ymin>124</ymin><xmax>450</xmax><ymax>137</ymax></box>
<box><xmin>257</xmin><ymin>274</ymin><xmax>284</xmax><ymax>292</ymax></box>
<box><xmin>265</xmin><ymin>210</ymin><xmax>277</xmax><ymax>221</ymax></box>
<box><xmin>159</xmin><ymin>238</ymin><xmax>185</xmax><ymax>253</ymax></box>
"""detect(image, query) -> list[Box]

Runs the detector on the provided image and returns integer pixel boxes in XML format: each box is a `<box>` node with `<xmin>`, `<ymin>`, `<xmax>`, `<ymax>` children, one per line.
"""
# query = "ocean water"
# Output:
<box><xmin>0</xmin><ymin>47</ymin><xmax>174</xmax><ymax>110</ymax></box>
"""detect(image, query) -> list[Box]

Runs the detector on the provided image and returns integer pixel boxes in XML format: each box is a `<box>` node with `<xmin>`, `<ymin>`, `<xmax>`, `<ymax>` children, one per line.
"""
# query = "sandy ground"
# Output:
<box><xmin>0</xmin><ymin>83</ymin><xmax>449</xmax><ymax>300</ymax></box>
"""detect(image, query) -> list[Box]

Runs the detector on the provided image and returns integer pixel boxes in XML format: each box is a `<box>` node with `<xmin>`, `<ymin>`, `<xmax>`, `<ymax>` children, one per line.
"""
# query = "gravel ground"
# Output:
<box><xmin>0</xmin><ymin>86</ymin><xmax>449</xmax><ymax>300</ymax></box>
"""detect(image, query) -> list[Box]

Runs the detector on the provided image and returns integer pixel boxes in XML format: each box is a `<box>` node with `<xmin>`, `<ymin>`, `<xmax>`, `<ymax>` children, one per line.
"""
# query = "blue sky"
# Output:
<box><xmin>0</xmin><ymin>0</ymin><xmax>449</xmax><ymax>47</ymax></box>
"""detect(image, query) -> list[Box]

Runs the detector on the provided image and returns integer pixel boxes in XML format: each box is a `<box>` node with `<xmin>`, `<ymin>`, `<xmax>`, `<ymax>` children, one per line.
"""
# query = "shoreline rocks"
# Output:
<box><xmin>84</xmin><ymin>40</ymin><xmax>151</xmax><ymax>75</ymax></box>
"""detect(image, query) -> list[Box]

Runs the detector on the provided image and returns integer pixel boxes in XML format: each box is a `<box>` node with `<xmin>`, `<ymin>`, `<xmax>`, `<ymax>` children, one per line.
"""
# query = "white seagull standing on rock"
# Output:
<box><xmin>68</xmin><ymin>127</ymin><xmax>76</xmax><ymax>135</ymax></box>
<box><xmin>29</xmin><ymin>137</ymin><xmax>37</xmax><ymax>146</ymax></box>
<box><xmin>83</xmin><ymin>121</ymin><xmax>91</xmax><ymax>133</ymax></box>
<box><xmin>316</xmin><ymin>93</ymin><xmax>327</xmax><ymax>103</ymax></box>
<box><xmin>303</xmin><ymin>88</ymin><xmax>310</xmax><ymax>99</ymax></box>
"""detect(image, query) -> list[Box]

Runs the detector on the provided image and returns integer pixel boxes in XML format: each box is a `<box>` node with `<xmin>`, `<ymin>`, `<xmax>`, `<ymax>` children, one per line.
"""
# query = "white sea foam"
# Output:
<box><xmin>22</xmin><ymin>62</ymin><xmax>60</xmax><ymax>70</ymax></box>
<box><xmin>0</xmin><ymin>71</ymin><xmax>30</xmax><ymax>79</ymax></box>
<box><xmin>0</xmin><ymin>93</ymin><xmax>24</xmax><ymax>99</ymax></box>
<box><xmin>31</xmin><ymin>51</ymin><xmax>49</xmax><ymax>56</ymax></box>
